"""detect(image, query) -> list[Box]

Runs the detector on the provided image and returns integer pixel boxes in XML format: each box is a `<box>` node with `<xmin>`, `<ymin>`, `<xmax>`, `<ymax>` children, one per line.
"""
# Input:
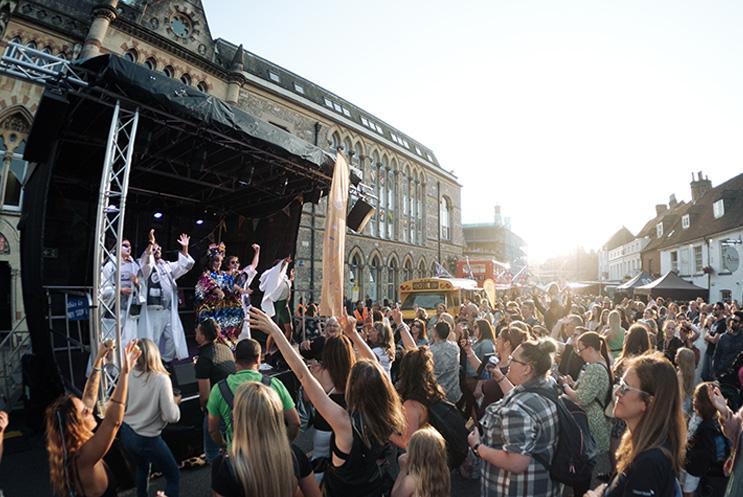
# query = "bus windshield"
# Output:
<box><xmin>400</xmin><ymin>292</ymin><xmax>446</xmax><ymax>310</ymax></box>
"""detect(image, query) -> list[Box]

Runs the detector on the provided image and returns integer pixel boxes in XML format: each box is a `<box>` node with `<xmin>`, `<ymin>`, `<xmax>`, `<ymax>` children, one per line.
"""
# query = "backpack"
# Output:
<box><xmin>426</xmin><ymin>398</ymin><xmax>470</xmax><ymax>468</ymax></box>
<box><xmin>217</xmin><ymin>373</ymin><xmax>273</xmax><ymax>410</ymax></box>
<box><xmin>521</xmin><ymin>384</ymin><xmax>598</xmax><ymax>486</ymax></box>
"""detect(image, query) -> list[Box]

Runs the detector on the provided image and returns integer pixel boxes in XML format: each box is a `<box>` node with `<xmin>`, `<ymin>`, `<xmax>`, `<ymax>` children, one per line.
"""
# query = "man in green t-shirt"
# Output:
<box><xmin>207</xmin><ymin>338</ymin><xmax>299</xmax><ymax>448</ymax></box>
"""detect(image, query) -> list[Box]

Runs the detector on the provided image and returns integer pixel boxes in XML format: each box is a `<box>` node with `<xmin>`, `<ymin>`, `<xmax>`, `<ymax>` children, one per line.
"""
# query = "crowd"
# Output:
<box><xmin>32</xmin><ymin>264</ymin><xmax>743</xmax><ymax>497</ymax></box>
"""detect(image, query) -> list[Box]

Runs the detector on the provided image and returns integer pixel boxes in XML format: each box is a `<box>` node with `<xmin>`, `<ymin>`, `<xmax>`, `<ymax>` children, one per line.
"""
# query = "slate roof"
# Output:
<box><xmin>653</xmin><ymin>172</ymin><xmax>743</xmax><ymax>250</ymax></box>
<box><xmin>603</xmin><ymin>226</ymin><xmax>635</xmax><ymax>251</ymax></box>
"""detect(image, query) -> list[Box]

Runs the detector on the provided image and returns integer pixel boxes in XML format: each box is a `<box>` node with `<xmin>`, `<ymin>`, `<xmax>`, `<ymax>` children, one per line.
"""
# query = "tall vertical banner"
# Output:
<box><xmin>319</xmin><ymin>152</ymin><xmax>350</xmax><ymax>317</ymax></box>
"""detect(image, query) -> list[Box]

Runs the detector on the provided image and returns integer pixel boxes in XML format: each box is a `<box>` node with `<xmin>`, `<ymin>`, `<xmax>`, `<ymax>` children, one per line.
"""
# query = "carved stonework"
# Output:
<box><xmin>1</xmin><ymin>113</ymin><xmax>30</xmax><ymax>133</ymax></box>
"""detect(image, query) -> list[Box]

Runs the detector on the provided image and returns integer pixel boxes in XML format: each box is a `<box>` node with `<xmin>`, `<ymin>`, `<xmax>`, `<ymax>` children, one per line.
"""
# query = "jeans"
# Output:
<box><xmin>203</xmin><ymin>415</ymin><xmax>224</xmax><ymax>464</ymax></box>
<box><xmin>120</xmin><ymin>423</ymin><xmax>180</xmax><ymax>497</ymax></box>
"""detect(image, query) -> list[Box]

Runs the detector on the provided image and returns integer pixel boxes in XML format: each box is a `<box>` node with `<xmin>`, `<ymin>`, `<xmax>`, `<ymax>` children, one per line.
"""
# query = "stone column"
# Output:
<box><xmin>80</xmin><ymin>1</ymin><xmax>118</xmax><ymax>59</ymax></box>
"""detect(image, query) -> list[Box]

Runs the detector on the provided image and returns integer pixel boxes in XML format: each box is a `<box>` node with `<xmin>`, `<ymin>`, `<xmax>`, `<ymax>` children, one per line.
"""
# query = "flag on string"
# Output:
<box><xmin>433</xmin><ymin>261</ymin><xmax>453</xmax><ymax>278</ymax></box>
<box><xmin>319</xmin><ymin>152</ymin><xmax>350</xmax><ymax>317</ymax></box>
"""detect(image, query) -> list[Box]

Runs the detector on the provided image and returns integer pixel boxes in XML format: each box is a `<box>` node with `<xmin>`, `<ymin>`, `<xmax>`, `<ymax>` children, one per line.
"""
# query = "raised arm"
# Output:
<box><xmin>78</xmin><ymin>341</ymin><xmax>141</xmax><ymax>467</ymax></box>
<box><xmin>82</xmin><ymin>342</ymin><xmax>114</xmax><ymax>410</ymax></box>
<box><xmin>249</xmin><ymin>308</ymin><xmax>352</xmax><ymax>447</ymax></box>
<box><xmin>392</xmin><ymin>308</ymin><xmax>417</xmax><ymax>352</ymax></box>
<box><xmin>249</xmin><ymin>243</ymin><xmax>260</xmax><ymax>270</ymax></box>
<box><xmin>339</xmin><ymin>310</ymin><xmax>377</xmax><ymax>362</ymax></box>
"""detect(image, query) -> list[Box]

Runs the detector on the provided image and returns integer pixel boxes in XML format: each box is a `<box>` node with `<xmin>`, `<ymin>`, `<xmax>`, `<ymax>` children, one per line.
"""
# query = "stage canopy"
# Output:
<box><xmin>616</xmin><ymin>271</ymin><xmax>655</xmax><ymax>292</ymax></box>
<box><xmin>634</xmin><ymin>271</ymin><xmax>708</xmax><ymax>301</ymax></box>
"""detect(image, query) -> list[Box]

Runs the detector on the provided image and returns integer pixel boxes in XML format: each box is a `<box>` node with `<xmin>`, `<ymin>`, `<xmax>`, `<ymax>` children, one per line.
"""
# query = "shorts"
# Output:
<box><xmin>275</xmin><ymin>299</ymin><xmax>291</xmax><ymax>325</ymax></box>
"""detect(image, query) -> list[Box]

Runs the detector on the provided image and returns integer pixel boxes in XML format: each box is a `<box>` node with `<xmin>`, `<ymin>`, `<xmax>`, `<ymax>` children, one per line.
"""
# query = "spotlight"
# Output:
<box><xmin>196</xmin><ymin>219</ymin><xmax>204</xmax><ymax>225</ymax></box>
<box><xmin>153</xmin><ymin>212</ymin><xmax>163</xmax><ymax>219</ymax></box>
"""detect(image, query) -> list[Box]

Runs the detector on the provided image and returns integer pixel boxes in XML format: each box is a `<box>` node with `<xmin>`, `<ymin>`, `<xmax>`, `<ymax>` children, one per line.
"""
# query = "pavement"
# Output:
<box><xmin>0</xmin><ymin>415</ymin><xmax>480</xmax><ymax>497</ymax></box>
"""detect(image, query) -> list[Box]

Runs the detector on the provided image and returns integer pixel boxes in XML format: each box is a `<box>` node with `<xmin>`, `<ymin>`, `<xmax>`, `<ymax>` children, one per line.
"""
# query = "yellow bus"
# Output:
<box><xmin>398</xmin><ymin>277</ymin><xmax>487</xmax><ymax>320</ymax></box>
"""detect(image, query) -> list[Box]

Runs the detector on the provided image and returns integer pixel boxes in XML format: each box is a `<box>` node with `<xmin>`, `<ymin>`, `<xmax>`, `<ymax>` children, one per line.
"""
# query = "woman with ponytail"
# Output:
<box><xmin>467</xmin><ymin>338</ymin><xmax>563</xmax><ymax>497</ymax></box>
<box><xmin>46</xmin><ymin>340</ymin><xmax>141</xmax><ymax>497</ymax></box>
<box><xmin>561</xmin><ymin>331</ymin><xmax>613</xmax><ymax>489</ymax></box>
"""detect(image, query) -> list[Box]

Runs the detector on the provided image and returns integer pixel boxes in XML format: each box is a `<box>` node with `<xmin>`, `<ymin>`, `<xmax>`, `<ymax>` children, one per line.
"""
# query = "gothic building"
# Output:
<box><xmin>0</xmin><ymin>0</ymin><xmax>463</xmax><ymax>340</ymax></box>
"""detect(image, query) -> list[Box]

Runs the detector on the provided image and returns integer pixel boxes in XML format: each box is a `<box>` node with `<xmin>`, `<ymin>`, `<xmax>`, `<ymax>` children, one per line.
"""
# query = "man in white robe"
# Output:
<box><xmin>100</xmin><ymin>239</ymin><xmax>146</xmax><ymax>347</ymax></box>
<box><xmin>138</xmin><ymin>230</ymin><xmax>194</xmax><ymax>361</ymax></box>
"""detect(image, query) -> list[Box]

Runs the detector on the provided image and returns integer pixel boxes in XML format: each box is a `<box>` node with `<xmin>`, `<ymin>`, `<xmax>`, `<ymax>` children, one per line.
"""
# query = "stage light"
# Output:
<box><xmin>196</xmin><ymin>219</ymin><xmax>204</xmax><ymax>225</ymax></box>
<box><xmin>153</xmin><ymin>212</ymin><xmax>163</xmax><ymax>219</ymax></box>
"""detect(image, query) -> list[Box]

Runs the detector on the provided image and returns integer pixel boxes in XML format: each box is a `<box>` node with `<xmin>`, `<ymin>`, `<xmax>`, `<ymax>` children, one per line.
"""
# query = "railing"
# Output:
<box><xmin>44</xmin><ymin>286</ymin><xmax>94</xmax><ymax>392</ymax></box>
<box><xmin>0</xmin><ymin>317</ymin><xmax>30</xmax><ymax>408</ymax></box>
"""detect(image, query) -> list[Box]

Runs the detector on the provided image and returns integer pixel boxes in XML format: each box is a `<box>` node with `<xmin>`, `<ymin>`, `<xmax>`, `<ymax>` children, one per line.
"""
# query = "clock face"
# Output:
<box><xmin>722</xmin><ymin>245</ymin><xmax>740</xmax><ymax>273</ymax></box>
<box><xmin>170</xmin><ymin>14</ymin><xmax>192</xmax><ymax>38</ymax></box>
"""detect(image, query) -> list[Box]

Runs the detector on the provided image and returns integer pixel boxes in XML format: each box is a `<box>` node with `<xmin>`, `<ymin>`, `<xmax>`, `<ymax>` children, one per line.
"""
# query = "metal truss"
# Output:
<box><xmin>0</xmin><ymin>42</ymin><xmax>87</xmax><ymax>88</ymax></box>
<box><xmin>90</xmin><ymin>101</ymin><xmax>140</xmax><ymax>401</ymax></box>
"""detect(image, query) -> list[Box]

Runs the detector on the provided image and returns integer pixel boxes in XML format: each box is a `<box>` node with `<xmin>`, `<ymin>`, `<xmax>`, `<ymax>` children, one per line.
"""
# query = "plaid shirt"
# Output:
<box><xmin>480</xmin><ymin>377</ymin><xmax>562</xmax><ymax>497</ymax></box>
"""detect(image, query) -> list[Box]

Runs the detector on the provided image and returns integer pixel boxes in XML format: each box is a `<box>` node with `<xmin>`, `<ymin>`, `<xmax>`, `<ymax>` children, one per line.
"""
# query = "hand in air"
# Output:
<box><xmin>177</xmin><ymin>233</ymin><xmax>190</xmax><ymax>247</ymax></box>
<box><xmin>121</xmin><ymin>340</ymin><xmax>142</xmax><ymax>375</ymax></box>
<box><xmin>248</xmin><ymin>307</ymin><xmax>282</xmax><ymax>337</ymax></box>
<box><xmin>339</xmin><ymin>308</ymin><xmax>357</xmax><ymax>336</ymax></box>
<box><xmin>148</xmin><ymin>229</ymin><xmax>156</xmax><ymax>245</ymax></box>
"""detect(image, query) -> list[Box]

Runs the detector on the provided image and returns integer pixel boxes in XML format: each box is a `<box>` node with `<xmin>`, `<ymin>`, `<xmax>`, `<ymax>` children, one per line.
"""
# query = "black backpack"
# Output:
<box><xmin>426</xmin><ymin>398</ymin><xmax>470</xmax><ymax>468</ymax></box>
<box><xmin>217</xmin><ymin>374</ymin><xmax>273</xmax><ymax>410</ymax></box>
<box><xmin>522</xmin><ymin>384</ymin><xmax>598</xmax><ymax>486</ymax></box>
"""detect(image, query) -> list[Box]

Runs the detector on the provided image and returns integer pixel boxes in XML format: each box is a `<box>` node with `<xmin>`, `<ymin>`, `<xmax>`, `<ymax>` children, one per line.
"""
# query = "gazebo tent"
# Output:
<box><xmin>634</xmin><ymin>272</ymin><xmax>708</xmax><ymax>301</ymax></box>
<box><xmin>616</xmin><ymin>271</ymin><xmax>655</xmax><ymax>294</ymax></box>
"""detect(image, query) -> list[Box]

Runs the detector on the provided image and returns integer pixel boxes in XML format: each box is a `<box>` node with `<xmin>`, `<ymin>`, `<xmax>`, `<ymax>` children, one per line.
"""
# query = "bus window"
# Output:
<box><xmin>400</xmin><ymin>292</ymin><xmax>446</xmax><ymax>310</ymax></box>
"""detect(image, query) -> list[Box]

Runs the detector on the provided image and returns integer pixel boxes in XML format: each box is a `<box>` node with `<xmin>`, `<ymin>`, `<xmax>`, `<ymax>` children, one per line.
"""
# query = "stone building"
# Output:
<box><xmin>0</xmin><ymin>0</ymin><xmax>463</xmax><ymax>339</ymax></box>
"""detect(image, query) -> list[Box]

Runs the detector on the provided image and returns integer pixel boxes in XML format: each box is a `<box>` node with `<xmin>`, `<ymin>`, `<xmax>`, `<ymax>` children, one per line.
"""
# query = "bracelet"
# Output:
<box><xmin>496</xmin><ymin>375</ymin><xmax>507</xmax><ymax>383</ymax></box>
<box><xmin>472</xmin><ymin>443</ymin><xmax>481</xmax><ymax>458</ymax></box>
<box><xmin>92</xmin><ymin>367</ymin><xmax>102</xmax><ymax>373</ymax></box>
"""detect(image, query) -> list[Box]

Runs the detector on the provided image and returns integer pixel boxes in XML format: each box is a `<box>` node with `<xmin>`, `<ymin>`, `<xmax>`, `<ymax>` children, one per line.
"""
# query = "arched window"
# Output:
<box><xmin>417</xmin><ymin>259</ymin><xmax>427</xmax><ymax>278</ymax></box>
<box><xmin>197</xmin><ymin>81</ymin><xmax>208</xmax><ymax>93</ymax></box>
<box><xmin>378</xmin><ymin>156</ymin><xmax>387</xmax><ymax>239</ymax></box>
<box><xmin>123</xmin><ymin>49</ymin><xmax>137</xmax><ymax>62</ymax></box>
<box><xmin>343</xmin><ymin>137</ymin><xmax>352</xmax><ymax>158</ymax></box>
<box><xmin>387</xmin><ymin>258</ymin><xmax>399</xmax><ymax>302</ymax></box>
<box><xmin>440</xmin><ymin>196</ymin><xmax>451</xmax><ymax>240</ymax></box>
<box><xmin>328</xmin><ymin>131</ymin><xmax>341</xmax><ymax>152</ymax></box>
<box><xmin>403</xmin><ymin>258</ymin><xmax>413</xmax><ymax>282</ymax></box>
<box><xmin>3</xmin><ymin>37</ymin><xmax>21</xmax><ymax>58</ymax></box>
<box><xmin>180</xmin><ymin>73</ymin><xmax>192</xmax><ymax>86</ymax></box>
<box><xmin>349</xmin><ymin>253</ymin><xmax>362</xmax><ymax>301</ymax></box>
<box><xmin>387</xmin><ymin>160</ymin><xmax>396</xmax><ymax>240</ymax></box>
<box><xmin>369</xmin><ymin>255</ymin><xmax>382</xmax><ymax>303</ymax></box>
<box><xmin>368</xmin><ymin>150</ymin><xmax>379</xmax><ymax>237</ymax></box>
<box><xmin>163</xmin><ymin>65</ymin><xmax>174</xmax><ymax>78</ymax></box>
<box><xmin>144</xmin><ymin>58</ymin><xmax>157</xmax><ymax>71</ymax></box>
<box><xmin>1</xmin><ymin>138</ymin><xmax>27</xmax><ymax>209</ymax></box>
<box><xmin>416</xmin><ymin>177</ymin><xmax>424</xmax><ymax>244</ymax></box>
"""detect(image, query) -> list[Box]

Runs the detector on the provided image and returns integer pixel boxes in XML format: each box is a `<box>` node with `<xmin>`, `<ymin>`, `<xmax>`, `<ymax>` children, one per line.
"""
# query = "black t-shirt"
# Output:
<box><xmin>211</xmin><ymin>444</ymin><xmax>311</xmax><ymax>497</ymax></box>
<box><xmin>195</xmin><ymin>342</ymin><xmax>236</xmax><ymax>385</ymax></box>
<box><xmin>313</xmin><ymin>392</ymin><xmax>347</xmax><ymax>432</ymax></box>
<box><xmin>605</xmin><ymin>447</ymin><xmax>677</xmax><ymax>497</ymax></box>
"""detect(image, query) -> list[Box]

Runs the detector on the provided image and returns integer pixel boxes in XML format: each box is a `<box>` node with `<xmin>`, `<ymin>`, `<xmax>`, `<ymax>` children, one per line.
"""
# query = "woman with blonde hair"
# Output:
<box><xmin>675</xmin><ymin>347</ymin><xmax>696</xmax><ymax>416</ymax></box>
<box><xmin>586</xmin><ymin>352</ymin><xmax>687</xmax><ymax>497</ymax></box>
<box><xmin>120</xmin><ymin>338</ymin><xmax>182</xmax><ymax>497</ymax></box>
<box><xmin>392</xmin><ymin>427</ymin><xmax>450</xmax><ymax>497</ymax></box>
<box><xmin>602</xmin><ymin>310</ymin><xmax>626</xmax><ymax>359</ymax></box>
<box><xmin>249</xmin><ymin>307</ymin><xmax>405</xmax><ymax>497</ymax></box>
<box><xmin>45</xmin><ymin>341</ymin><xmax>141</xmax><ymax>497</ymax></box>
<box><xmin>211</xmin><ymin>381</ymin><xmax>320</xmax><ymax>497</ymax></box>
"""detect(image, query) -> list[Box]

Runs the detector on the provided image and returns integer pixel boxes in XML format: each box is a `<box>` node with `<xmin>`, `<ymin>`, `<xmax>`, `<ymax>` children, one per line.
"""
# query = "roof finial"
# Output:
<box><xmin>230</xmin><ymin>44</ymin><xmax>244</xmax><ymax>72</ymax></box>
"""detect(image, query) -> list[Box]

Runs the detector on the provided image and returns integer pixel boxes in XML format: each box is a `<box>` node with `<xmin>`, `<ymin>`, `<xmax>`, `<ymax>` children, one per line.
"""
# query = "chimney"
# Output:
<box><xmin>669</xmin><ymin>194</ymin><xmax>678</xmax><ymax>208</ymax></box>
<box><xmin>690</xmin><ymin>170</ymin><xmax>712</xmax><ymax>203</ymax></box>
<box><xmin>494</xmin><ymin>205</ymin><xmax>502</xmax><ymax>226</ymax></box>
<box><xmin>655</xmin><ymin>204</ymin><xmax>668</xmax><ymax>216</ymax></box>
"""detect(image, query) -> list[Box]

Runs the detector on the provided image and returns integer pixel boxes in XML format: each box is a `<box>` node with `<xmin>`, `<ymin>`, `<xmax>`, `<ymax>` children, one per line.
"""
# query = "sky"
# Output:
<box><xmin>203</xmin><ymin>0</ymin><xmax>743</xmax><ymax>262</ymax></box>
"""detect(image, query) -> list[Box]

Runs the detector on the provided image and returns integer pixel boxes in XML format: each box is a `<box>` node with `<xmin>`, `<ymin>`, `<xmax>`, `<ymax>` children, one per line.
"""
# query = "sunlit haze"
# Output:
<box><xmin>204</xmin><ymin>0</ymin><xmax>743</xmax><ymax>263</ymax></box>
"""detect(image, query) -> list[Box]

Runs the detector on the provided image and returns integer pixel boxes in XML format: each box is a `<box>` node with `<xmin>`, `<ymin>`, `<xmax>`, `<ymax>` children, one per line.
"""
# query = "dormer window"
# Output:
<box><xmin>681</xmin><ymin>214</ymin><xmax>690</xmax><ymax>229</ymax></box>
<box><xmin>268</xmin><ymin>71</ymin><xmax>280</xmax><ymax>83</ymax></box>
<box><xmin>713</xmin><ymin>199</ymin><xmax>725</xmax><ymax>219</ymax></box>
<box><xmin>656</xmin><ymin>222</ymin><xmax>663</xmax><ymax>238</ymax></box>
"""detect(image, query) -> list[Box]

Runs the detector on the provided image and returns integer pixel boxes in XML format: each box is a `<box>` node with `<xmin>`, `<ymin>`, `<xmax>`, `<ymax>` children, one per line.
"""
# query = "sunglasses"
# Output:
<box><xmin>617</xmin><ymin>378</ymin><xmax>650</xmax><ymax>397</ymax></box>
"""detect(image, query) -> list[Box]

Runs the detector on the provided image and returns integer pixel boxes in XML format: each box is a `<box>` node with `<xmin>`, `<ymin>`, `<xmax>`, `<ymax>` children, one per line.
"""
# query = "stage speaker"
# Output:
<box><xmin>24</xmin><ymin>89</ymin><xmax>69</xmax><ymax>163</ymax></box>
<box><xmin>347</xmin><ymin>198</ymin><xmax>375</xmax><ymax>233</ymax></box>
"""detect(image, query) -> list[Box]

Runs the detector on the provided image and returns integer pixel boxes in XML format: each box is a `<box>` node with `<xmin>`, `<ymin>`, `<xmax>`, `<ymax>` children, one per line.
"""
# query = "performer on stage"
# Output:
<box><xmin>101</xmin><ymin>238</ymin><xmax>146</xmax><ymax>346</ymax></box>
<box><xmin>225</xmin><ymin>244</ymin><xmax>261</xmax><ymax>340</ymax></box>
<box><xmin>194</xmin><ymin>242</ymin><xmax>244</xmax><ymax>346</ymax></box>
<box><xmin>259</xmin><ymin>256</ymin><xmax>294</xmax><ymax>349</ymax></box>
<box><xmin>138</xmin><ymin>229</ymin><xmax>194</xmax><ymax>362</ymax></box>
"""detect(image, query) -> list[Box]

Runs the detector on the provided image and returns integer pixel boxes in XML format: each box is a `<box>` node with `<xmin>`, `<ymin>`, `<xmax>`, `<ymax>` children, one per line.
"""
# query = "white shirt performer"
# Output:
<box><xmin>232</xmin><ymin>243</ymin><xmax>260</xmax><ymax>340</ymax></box>
<box><xmin>259</xmin><ymin>256</ymin><xmax>294</xmax><ymax>348</ymax></box>
<box><xmin>138</xmin><ymin>229</ymin><xmax>194</xmax><ymax>362</ymax></box>
<box><xmin>100</xmin><ymin>239</ymin><xmax>146</xmax><ymax>346</ymax></box>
